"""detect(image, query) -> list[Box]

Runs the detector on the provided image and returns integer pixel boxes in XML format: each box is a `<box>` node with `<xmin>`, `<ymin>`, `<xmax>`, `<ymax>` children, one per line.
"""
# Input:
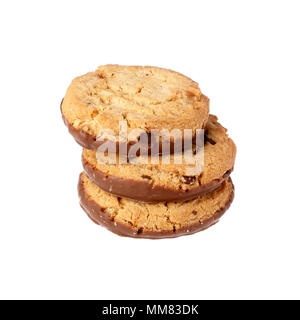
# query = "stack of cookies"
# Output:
<box><xmin>61</xmin><ymin>65</ymin><xmax>236</xmax><ymax>238</ymax></box>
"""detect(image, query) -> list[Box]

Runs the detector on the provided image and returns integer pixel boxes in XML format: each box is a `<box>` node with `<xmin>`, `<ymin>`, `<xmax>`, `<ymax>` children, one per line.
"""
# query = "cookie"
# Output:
<box><xmin>61</xmin><ymin>65</ymin><xmax>209</xmax><ymax>150</ymax></box>
<box><xmin>82</xmin><ymin>115</ymin><xmax>236</xmax><ymax>202</ymax></box>
<box><xmin>78</xmin><ymin>172</ymin><xmax>234</xmax><ymax>239</ymax></box>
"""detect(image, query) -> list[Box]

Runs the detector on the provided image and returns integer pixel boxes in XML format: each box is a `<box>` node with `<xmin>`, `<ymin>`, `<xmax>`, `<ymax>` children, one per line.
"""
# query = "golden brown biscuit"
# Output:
<box><xmin>61</xmin><ymin>65</ymin><xmax>209</xmax><ymax>150</ymax></box>
<box><xmin>82</xmin><ymin>115</ymin><xmax>236</xmax><ymax>202</ymax></box>
<box><xmin>78</xmin><ymin>172</ymin><xmax>234</xmax><ymax>239</ymax></box>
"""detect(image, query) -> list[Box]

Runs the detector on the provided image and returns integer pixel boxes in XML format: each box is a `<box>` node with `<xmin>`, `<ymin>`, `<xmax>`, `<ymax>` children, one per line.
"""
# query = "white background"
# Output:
<box><xmin>0</xmin><ymin>0</ymin><xmax>299</xmax><ymax>300</ymax></box>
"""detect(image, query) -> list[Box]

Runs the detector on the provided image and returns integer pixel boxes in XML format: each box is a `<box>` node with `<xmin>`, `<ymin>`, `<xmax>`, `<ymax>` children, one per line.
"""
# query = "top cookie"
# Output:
<box><xmin>61</xmin><ymin>65</ymin><xmax>209</xmax><ymax>150</ymax></box>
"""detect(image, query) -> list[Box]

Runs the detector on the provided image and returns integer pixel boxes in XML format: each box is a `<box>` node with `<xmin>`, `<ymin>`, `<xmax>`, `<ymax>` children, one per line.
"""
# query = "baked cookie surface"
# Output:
<box><xmin>61</xmin><ymin>65</ymin><xmax>209</xmax><ymax>149</ymax></box>
<box><xmin>78</xmin><ymin>172</ymin><xmax>234</xmax><ymax>239</ymax></box>
<box><xmin>82</xmin><ymin>115</ymin><xmax>236</xmax><ymax>202</ymax></box>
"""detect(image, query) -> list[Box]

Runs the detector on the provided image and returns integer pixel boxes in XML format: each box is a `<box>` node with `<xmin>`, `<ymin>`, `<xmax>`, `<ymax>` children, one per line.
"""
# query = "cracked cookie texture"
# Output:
<box><xmin>78</xmin><ymin>172</ymin><xmax>234</xmax><ymax>239</ymax></box>
<box><xmin>61</xmin><ymin>65</ymin><xmax>209</xmax><ymax>149</ymax></box>
<box><xmin>82</xmin><ymin>115</ymin><xmax>236</xmax><ymax>202</ymax></box>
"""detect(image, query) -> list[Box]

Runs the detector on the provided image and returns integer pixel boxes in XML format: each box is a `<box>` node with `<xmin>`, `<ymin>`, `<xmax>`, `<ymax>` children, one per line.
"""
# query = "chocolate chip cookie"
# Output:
<box><xmin>82</xmin><ymin>115</ymin><xmax>236</xmax><ymax>202</ymax></box>
<box><xmin>78</xmin><ymin>172</ymin><xmax>234</xmax><ymax>239</ymax></box>
<box><xmin>61</xmin><ymin>65</ymin><xmax>209</xmax><ymax>150</ymax></box>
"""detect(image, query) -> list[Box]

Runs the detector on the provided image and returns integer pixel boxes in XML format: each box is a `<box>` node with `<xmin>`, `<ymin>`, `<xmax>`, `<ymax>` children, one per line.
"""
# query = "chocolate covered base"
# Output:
<box><xmin>78</xmin><ymin>174</ymin><xmax>234</xmax><ymax>239</ymax></box>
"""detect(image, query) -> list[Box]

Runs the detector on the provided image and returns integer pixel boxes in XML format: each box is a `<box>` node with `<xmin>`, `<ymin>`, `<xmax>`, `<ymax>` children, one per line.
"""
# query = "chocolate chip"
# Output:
<box><xmin>182</xmin><ymin>176</ymin><xmax>196</xmax><ymax>185</ymax></box>
<box><xmin>192</xmin><ymin>210</ymin><xmax>197</xmax><ymax>215</ymax></box>
<box><xmin>223</xmin><ymin>170</ymin><xmax>231</xmax><ymax>179</ymax></box>
<box><xmin>141</xmin><ymin>175</ymin><xmax>152</xmax><ymax>180</ymax></box>
<box><xmin>204</xmin><ymin>132</ymin><xmax>216</xmax><ymax>145</ymax></box>
<box><xmin>137</xmin><ymin>228</ymin><xmax>143</xmax><ymax>234</ymax></box>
